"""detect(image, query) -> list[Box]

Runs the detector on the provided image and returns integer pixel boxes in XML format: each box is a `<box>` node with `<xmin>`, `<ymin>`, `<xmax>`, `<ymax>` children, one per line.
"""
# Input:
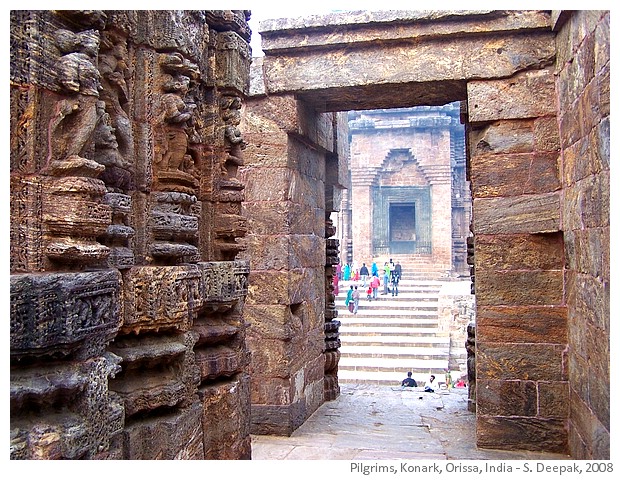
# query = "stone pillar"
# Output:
<box><xmin>553</xmin><ymin>10</ymin><xmax>610</xmax><ymax>460</ymax></box>
<box><xmin>241</xmin><ymin>90</ymin><xmax>329</xmax><ymax>435</ymax></box>
<box><xmin>467</xmin><ymin>64</ymin><xmax>569</xmax><ymax>454</ymax></box>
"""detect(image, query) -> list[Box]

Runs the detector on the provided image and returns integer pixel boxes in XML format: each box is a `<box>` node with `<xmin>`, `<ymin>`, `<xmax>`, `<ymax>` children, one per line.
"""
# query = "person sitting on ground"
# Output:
<box><xmin>424</xmin><ymin>374</ymin><xmax>439</xmax><ymax>392</ymax></box>
<box><xmin>401</xmin><ymin>371</ymin><xmax>417</xmax><ymax>388</ymax></box>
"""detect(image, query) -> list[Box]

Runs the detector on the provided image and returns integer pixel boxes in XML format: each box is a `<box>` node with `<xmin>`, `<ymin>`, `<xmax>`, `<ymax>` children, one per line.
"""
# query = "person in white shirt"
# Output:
<box><xmin>424</xmin><ymin>374</ymin><xmax>439</xmax><ymax>392</ymax></box>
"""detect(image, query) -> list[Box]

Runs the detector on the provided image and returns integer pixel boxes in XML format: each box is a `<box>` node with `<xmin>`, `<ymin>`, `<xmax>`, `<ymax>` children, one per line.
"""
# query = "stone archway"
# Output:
<box><xmin>242</xmin><ymin>9</ymin><xmax>610</xmax><ymax>459</ymax></box>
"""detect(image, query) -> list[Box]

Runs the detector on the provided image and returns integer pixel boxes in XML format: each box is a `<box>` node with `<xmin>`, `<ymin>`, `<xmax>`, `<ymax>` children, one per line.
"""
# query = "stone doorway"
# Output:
<box><xmin>244</xmin><ymin>9</ymin><xmax>610</xmax><ymax>459</ymax></box>
<box><xmin>389</xmin><ymin>202</ymin><xmax>416</xmax><ymax>253</ymax></box>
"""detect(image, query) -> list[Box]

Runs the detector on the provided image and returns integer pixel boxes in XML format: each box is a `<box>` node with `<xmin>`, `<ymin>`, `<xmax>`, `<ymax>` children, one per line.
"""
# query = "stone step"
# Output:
<box><xmin>340</xmin><ymin>326</ymin><xmax>445</xmax><ymax>336</ymax></box>
<box><xmin>335</xmin><ymin>277</ymin><xmax>456</xmax><ymax>386</ymax></box>
<box><xmin>340</xmin><ymin>344</ymin><xmax>449</xmax><ymax>358</ymax></box>
<box><xmin>338</xmin><ymin>356</ymin><xmax>449</xmax><ymax>371</ymax></box>
<box><xmin>339</xmin><ymin>336</ymin><xmax>450</xmax><ymax>348</ymax></box>
<box><xmin>337</xmin><ymin>308</ymin><xmax>438</xmax><ymax>318</ymax></box>
<box><xmin>338</xmin><ymin>319</ymin><xmax>440</xmax><ymax>330</ymax></box>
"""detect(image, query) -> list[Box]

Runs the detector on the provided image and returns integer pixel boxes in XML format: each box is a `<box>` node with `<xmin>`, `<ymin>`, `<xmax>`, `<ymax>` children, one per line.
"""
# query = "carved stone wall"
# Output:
<box><xmin>10</xmin><ymin>10</ymin><xmax>252</xmax><ymax>460</ymax></box>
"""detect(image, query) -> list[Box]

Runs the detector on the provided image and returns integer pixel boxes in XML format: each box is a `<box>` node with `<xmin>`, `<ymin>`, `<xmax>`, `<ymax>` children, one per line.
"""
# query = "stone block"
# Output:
<box><xmin>243</xmin><ymin>235</ymin><xmax>290</xmax><ymax>270</ymax></box>
<box><xmin>473</xmin><ymin>192</ymin><xmax>560</xmax><ymax>234</ymax></box>
<box><xmin>477</xmin><ymin>415</ymin><xmax>568</xmax><ymax>453</ymax></box>
<box><xmin>108</xmin><ymin>332</ymin><xmax>199</xmax><ymax>418</ymax></box>
<box><xmin>476</xmin><ymin>342</ymin><xmax>566</xmax><ymax>381</ymax></box>
<box><xmin>249</xmin><ymin>374</ymin><xmax>294</xmax><ymax>405</ymax></box>
<box><xmin>468</xmin><ymin>68</ymin><xmax>556</xmax><ymax>123</ymax></box>
<box><xmin>10</xmin><ymin>270</ymin><xmax>122</xmax><ymax>360</ymax></box>
<box><xmin>214</xmin><ymin>30</ymin><xmax>250</xmax><ymax>93</ymax></box>
<box><xmin>476</xmin><ymin>305</ymin><xmax>567</xmax><ymax>344</ymax></box>
<box><xmin>475</xmin><ymin>270</ymin><xmax>564</xmax><ymax>306</ymax></box>
<box><xmin>241</xmin><ymin>200</ymin><xmax>324</xmax><ymax>237</ymax></box>
<box><xmin>469</xmin><ymin>120</ymin><xmax>534</xmax><ymax>155</ymax></box>
<box><xmin>245</xmin><ymin>304</ymin><xmax>292</xmax><ymax>341</ymax></box>
<box><xmin>10</xmin><ymin>355</ymin><xmax>124</xmax><ymax>459</ymax></box>
<box><xmin>566</xmin><ymin>271</ymin><xmax>609</xmax><ymax>332</ymax></box>
<box><xmin>539</xmin><ymin>381</ymin><xmax>570</xmax><ymax>419</ymax></box>
<box><xmin>569</xmin><ymin>392</ymin><xmax>610</xmax><ymax>459</ymax></box>
<box><xmin>195</xmin><ymin>345</ymin><xmax>249</xmax><ymax>381</ymax></box>
<box><xmin>246</xmin><ymin>270</ymin><xmax>292</xmax><ymax>305</ymax></box>
<box><xmin>241</xmin><ymin>132</ymin><xmax>288</xmax><ymax>167</ymax></box>
<box><xmin>476</xmin><ymin>379</ymin><xmax>537</xmax><ymax>416</ymax></box>
<box><xmin>121</xmin><ymin>265</ymin><xmax>201</xmax><ymax>335</ymax></box>
<box><xmin>533</xmin><ymin>116</ymin><xmax>561</xmax><ymax>152</ymax></box>
<box><xmin>474</xmin><ymin>233</ymin><xmax>564</xmax><ymax>270</ymax></box>
<box><xmin>242</xmin><ymin>167</ymin><xmax>291</xmax><ymax>202</ymax></box>
<box><xmin>121</xmin><ymin>403</ymin><xmax>205</xmax><ymax>459</ymax></box>
<box><xmin>199</xmin><ymin>374</ymin><xmax>251</xmax><ymax>459</ymax></box>
<box><xmin>243</xmin><ymin>93</ymin><xmax>300</xmax><ymax>134</ymax></box>
<box><xmin>289</xmin><ymin>135</ymin><xmax>327</xmax><ymax>181</ymax></box>
<box><xmin>470</xmin><ymin>152</ymin><xmax>560</xmax><ymax>197</ymax></box>
<box><xmin>250</xmin><ymin>402</ymin><xmax>302</xmax><ymax>436</ymax></box>
<box><xmin>288</xmin><ymin>235</ymin><xmax>326</xmax><ymax>269</ymax></box>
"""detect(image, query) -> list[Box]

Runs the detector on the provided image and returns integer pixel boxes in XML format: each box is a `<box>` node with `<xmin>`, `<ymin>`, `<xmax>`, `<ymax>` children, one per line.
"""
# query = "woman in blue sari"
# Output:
<box><xmin>343</xmin><ymin>263</ymin><xmax>351</xmax><ymax>281</ymax></box>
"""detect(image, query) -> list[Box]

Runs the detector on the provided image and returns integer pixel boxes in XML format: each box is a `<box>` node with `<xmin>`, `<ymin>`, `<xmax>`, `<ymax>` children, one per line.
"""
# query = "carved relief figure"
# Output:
<box><xmin>220</xmin><ymin>94</ymin><xmax>246</xmax><ymax>176</ymax></box>
<box><xmin>154</xmin><ymin>53</ymin><xmax>200</xmax><ymax>192</ymax></box>
<box><xmin>97</xmin><ymin>29</ymin><xmax>135</xmax><ymax>191</ymax></box>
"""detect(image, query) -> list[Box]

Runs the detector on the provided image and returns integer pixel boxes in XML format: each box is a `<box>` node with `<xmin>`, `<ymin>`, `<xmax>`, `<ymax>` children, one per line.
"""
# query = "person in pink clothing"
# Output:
<box><xmin>370</xmin><ymin>275</ymin><xmax>380</xmax><ymax>300</ymax></box>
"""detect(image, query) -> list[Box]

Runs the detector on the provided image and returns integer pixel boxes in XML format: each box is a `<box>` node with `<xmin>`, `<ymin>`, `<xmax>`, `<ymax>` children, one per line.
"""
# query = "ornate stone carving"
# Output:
<box><xmin>122</xmin><ymin>265</ymin><xmax>200</xmax><ymax>335</ymax></box>
<box><xmin>108</xmin><ymin>332</ymin><xmax>200</xmax><ymax>418</ymax></box>
<box><xmin>324</xmin><ymin>221</ymin><xmax>341</xmax><ymax>401</ymax></box>
<box><xmin>10</xmin><ymin>353</ymin><xmax>124</xmax><ymax>459</ymax></box>
<box><xmin>10</xmin><ymin>270</ymin><xmax>122</xmax><ymax>360</ymax></box>
<box><xmin>11</xmin><ymin>9</ymin><xmax>253</xmax><ymax>460</ymax></box>
<box><xmin>102</xmin><ymin>192</ymin><xmax>135</xmax><ymax>269</ymax></box>
<box><xmin>148</xmin><ymin>192</ymin><xmax>200</xmax><ymax>263</ymax></box>
<box><xmin>153</xmin><ymin>52</ymin><xmax>200</xmax><ymax>195</ymax></box>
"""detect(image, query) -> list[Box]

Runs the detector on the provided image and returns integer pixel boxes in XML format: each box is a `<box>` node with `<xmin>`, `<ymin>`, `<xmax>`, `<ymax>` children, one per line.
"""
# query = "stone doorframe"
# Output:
<box><xmin>250</xmin><ymin>10</ymin><xmax>572</xmax><ymax>454</ymax></box>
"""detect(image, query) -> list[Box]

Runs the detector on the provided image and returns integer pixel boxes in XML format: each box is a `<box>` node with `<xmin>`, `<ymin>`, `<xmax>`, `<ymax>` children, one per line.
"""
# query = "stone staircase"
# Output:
<box><xmin>381</xmin><ymin>254</ymin><xmax>451</xmax><ymax>280</ymax></box>
<box><xmin>335</xmin><ymin>277</ymin><xmax>450</xmax><ymax>386</ymax></box>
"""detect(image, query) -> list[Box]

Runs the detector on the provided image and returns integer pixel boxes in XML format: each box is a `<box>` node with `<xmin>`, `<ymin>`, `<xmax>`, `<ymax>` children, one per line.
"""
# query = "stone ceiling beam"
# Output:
<box><xmin>257</xmin><ymin>10</ymin><xmax>555</xmax><ymax>112</ymax></box>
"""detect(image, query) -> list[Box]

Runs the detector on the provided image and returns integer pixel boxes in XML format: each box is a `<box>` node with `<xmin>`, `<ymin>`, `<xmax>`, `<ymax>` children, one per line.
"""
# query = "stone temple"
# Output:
<box><xmin>9</xmin><ymin>10</ymin><xmax>610</xmax><ymax>460</ymax></box>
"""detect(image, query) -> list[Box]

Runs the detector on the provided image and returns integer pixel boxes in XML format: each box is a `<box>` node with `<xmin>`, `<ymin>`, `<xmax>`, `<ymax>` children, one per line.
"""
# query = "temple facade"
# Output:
<box><xmin>337</xmin><ymin>104</ymin><xmax>471</xmax><ymax>277</ymax></box>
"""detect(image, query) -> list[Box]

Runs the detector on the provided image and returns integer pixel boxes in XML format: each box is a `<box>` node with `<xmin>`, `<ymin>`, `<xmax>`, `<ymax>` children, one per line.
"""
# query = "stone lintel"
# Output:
<box><xmin>262</xmin><ymin>30</ymin><xmax>555</xmax><ymax>111</ymax></box>
<box><xmin>259</xmin><ymin>10</ymin><xmax>551</xmax><ymax>52</ymax></box>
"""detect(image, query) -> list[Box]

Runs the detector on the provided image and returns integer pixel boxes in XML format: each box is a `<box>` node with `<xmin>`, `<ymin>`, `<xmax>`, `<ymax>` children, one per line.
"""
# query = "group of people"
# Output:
<box><xmin>340</xmin><ymin>258</ymin><xmax>403</xmax><ymax>314</ymax></box>
<box><xmin>401</xmin><ymin>372</ymin><xmax>440</xmax><ymax>392</ymax></box>
<box><xmin>382</xmin><ymin>259</ymin><xmax>401</xmax><ymax>297</ymax></box>
<box><xmin>338</xmin><ymin>258</ymin><xmax>403</xmax><ymax>307</ymax></box>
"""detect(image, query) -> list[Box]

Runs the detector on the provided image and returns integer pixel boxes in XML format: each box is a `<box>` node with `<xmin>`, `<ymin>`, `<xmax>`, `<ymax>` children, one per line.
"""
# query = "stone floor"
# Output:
<box><xmin>251</xmin><ymin>383</ymin><xmax>572</xmax><ymax>461</ymax></box>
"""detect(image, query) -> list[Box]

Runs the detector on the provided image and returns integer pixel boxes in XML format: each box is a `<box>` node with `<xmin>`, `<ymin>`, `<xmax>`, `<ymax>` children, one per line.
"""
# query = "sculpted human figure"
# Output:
<box><xmin>156</xmin><ymin>74</ymin><xmax>197</xmax><ymax>173</ymax></box>
<box><xmin>98</xmin><ymin>30</ymin><xmax>135</xmax><ymax>164</ymax></box>
<box><xmin>219</xmin><ymin>94</ymin><xmax>246</xmax><ymax>178</ymax></box>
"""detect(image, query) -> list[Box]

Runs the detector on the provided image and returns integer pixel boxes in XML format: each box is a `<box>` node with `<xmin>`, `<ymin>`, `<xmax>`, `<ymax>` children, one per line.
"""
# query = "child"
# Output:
<box><xmin>366</xmin><ymin>285</ymin><xmax>372</xmax><ymax>301</ymax></box>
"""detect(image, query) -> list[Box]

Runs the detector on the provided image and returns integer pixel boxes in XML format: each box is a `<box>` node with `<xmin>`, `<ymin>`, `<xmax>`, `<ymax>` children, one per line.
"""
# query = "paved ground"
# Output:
<box><xmin>251</xmin><ymin>383</ymin><xmax>572</xmax><ymax>461</ymax></box>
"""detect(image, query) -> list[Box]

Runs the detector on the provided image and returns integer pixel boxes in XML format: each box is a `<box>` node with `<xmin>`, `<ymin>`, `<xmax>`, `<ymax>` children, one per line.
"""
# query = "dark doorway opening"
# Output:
<box><xmin>389</xmin><ymin>203</ymin><xmax>416</xmax><ymax>254</ymax></box>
